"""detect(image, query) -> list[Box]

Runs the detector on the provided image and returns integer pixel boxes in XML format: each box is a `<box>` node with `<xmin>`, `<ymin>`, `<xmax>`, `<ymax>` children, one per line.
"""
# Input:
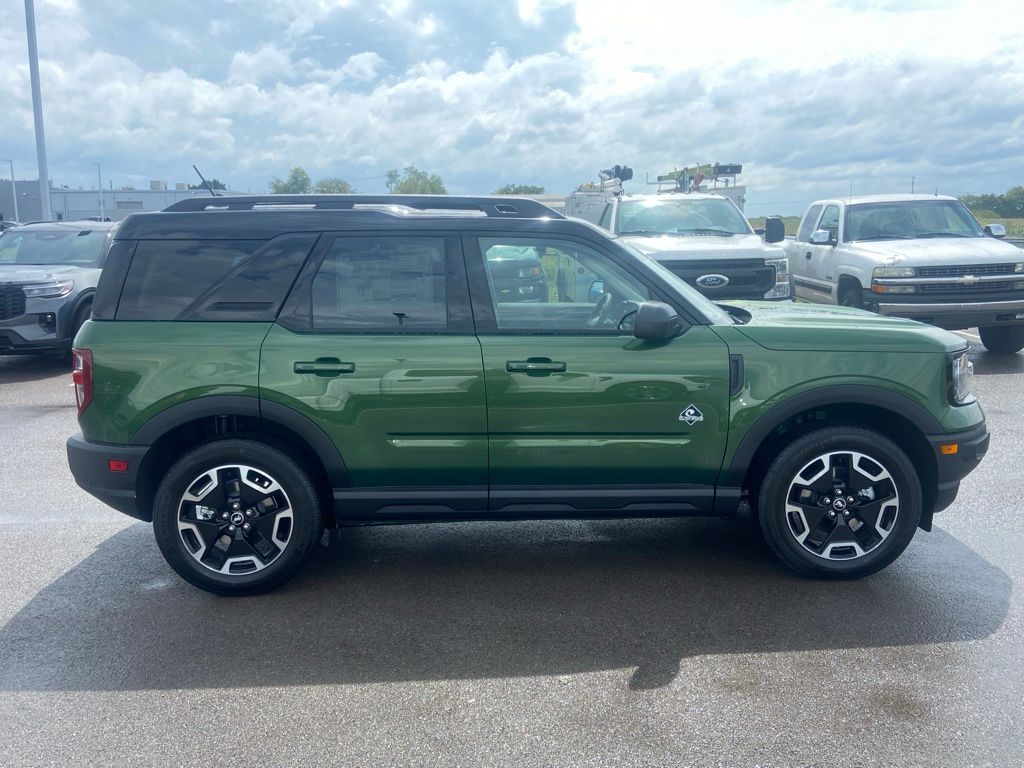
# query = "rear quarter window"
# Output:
<box><xmin>115</xmin><ymin>234</ymin><xmax>317</xmax><ymax>321</ymax></box>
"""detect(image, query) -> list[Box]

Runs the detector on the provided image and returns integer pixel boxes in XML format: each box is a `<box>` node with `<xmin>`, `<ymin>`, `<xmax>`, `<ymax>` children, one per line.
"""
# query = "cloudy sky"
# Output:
<box><xmin>1</xmin><ymin>0</ymin><xmax>1022</xmax><ymax>214</ymax></box>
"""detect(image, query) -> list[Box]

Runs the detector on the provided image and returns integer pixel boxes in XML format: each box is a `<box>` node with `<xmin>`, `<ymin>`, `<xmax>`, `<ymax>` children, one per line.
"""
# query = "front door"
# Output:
<box><xmin>260</xmin><ymin>232</ymin><xmax>487</xmax><ymax>518</ymax></box>
<box><xmin>464</xmin><ymin>234</ymin><xmax>731</xmax><ymax>516</ymax></box>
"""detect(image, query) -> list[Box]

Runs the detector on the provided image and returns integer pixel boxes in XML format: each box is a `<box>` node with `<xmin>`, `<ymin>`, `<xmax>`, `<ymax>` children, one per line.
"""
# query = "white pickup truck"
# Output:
<box><xmin>785</xmin><ymin>194</ymin><xmax>1024</xmax><ymax>352</ymax></box>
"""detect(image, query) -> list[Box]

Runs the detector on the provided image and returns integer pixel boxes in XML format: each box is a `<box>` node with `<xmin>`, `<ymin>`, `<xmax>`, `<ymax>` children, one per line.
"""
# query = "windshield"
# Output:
<box><xmin>0</xmin><ymin>228</ymin><xmax>107</xmax><ymax>266</ymax></box>
<box><xmin>845</xmin><ymin>200</ymin><xmax>984</xmax><ymax>241</ymax></box>
<box><xmin>617</xmin><ymin>198</ymin><xmax>752</xmax><ymax>237</ymax></box>
<box><xmin>617</xmin><ymin>241</ymin><xmax>734</xmax><ymax>325</ymax></box>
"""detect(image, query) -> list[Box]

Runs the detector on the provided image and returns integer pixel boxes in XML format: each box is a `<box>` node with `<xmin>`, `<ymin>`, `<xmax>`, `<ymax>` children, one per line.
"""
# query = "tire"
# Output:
<box><xmin>152</xmin><ymin>439</ymin><xmax>323</xmax><ymax>595</ymax></box>
<box><xmin>755</xmin><ymin>426</ymin><xmax>921</xmax><ymax>579</ymax></box>
<box><xmin>979</xmin><ymin>325</ymin><xmax>1024</xmax><ymax>354</ymax></box>
<box><xmin>838</xmin><ymin>283</ymin><xmax>863</xmax><ymax>309</ymax></box>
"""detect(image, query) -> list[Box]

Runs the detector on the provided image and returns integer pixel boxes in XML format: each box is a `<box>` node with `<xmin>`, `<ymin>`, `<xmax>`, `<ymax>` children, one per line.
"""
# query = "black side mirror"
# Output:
<box><xmin>634</xmin><ymin>301</ymin><xmax>683</xmax><ymax>340</ymax></box>
<box><xmin>984</xmin><ymin>223</ymin><xmax>1006</xmax><ymax>239</ymax></box>
<box><xmin>764</xmin><ymin>216</ymin><xmax>786</xmax><ymax>243</ymax></box>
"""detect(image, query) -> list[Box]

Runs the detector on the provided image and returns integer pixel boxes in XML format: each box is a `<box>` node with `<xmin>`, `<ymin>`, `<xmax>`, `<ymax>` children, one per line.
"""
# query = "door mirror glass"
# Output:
<box><xmin>764</xmin><ymin>216</ymin><xmax>786</xmax><ymax>243</ymax></box>
<box><xmin>588</xmin><ymin>280</ymin><xmax>605</xmax><ymax>303</ymax></box>
<box><xmin>633</xmin><ymin>301</ymin><xmax>683</xmax><ymax>340</ymax></box>
<box><xmin>809</xmin><ymin>229</ymin><xmax>833</xmax><ymax>245</ymax></box>
<box><xmin>984</xmin><ymin>223</ymin><xmax>1007</xmax><ymax>239</ymax></box>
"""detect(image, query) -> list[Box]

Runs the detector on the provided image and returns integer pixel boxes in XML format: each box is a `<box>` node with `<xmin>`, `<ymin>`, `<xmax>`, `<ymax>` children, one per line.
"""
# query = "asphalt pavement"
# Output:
<box><xmin>0</xmin><ymin>336</ymin><xmax>1021</xmax><ymax>767</ymax></box>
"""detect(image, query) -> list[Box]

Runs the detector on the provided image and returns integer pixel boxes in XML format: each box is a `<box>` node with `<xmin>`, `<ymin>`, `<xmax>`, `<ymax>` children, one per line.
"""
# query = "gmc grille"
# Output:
<box><xmin>0</xmin><ymin>285</ymin><xmax>27</xmax><ymax>321</ymax></box>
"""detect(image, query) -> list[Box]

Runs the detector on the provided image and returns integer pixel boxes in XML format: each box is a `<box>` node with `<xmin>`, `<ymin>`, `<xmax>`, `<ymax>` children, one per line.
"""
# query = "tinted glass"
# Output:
<box><xmin>617</xmin><ymin>198</ymin><xmax>751</xmax><ymax>236</ymax></box>
<box><xmin>117</xmin><ymin>235</ymin><xmax>314</xmax><ymax>321</ymax></box>
<box><xmin>478</xmin><ymin>237</ymin><xmax>649</xmax><ymax>332</ymax></box>
<box><xmin>796</xmin><ymin>205</ymin><xmax>823</xmax><ymax>241</ymax></box>
<box><xmin>0</xmin><ymin>228</ymin><xmax>106</xmax><ymax>266</ymax></box>
<box><xmin>312</xmin><ymin>236</ymin><xmax>447</xmax><ymax>331</ymax></box>
<box><xmin>845</xmin><ymin>200</ymin><xmax>985</xmax><ymax>241</ymax></box>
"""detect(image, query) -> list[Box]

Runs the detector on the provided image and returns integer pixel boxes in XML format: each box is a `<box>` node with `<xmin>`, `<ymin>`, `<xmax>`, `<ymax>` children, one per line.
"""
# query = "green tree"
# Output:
<box><xmin>313</xmin><ymin>177</ymin><xmax>355</xmax><ymax>194</ymax></box>
<box><xmin>188</xmin><ymin>178</ymin><xmax>227</xmax><ymax>190</ymax></box>
<box><xmin>493</xmin><ymin>183</ymin><xmax>545</xmax><ymax>195</ymax></box>
<box><xmin>385</xmin><ymin>165</ymin><xmax>447</xmax><ymax>194</ymax></box>
<box><xmin>269</xmin><ymin>167</ymin><xmax>312</xmax><ymax>194</ymax></box>
<box><xmin>959</xmin><ymin>186</ymin><xmax>1024</xmax><ymax>218</ymax></box>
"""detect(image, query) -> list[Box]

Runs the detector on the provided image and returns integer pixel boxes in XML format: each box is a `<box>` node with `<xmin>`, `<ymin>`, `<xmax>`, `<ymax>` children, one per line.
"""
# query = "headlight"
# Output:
<box><xmin>23</xmin><ymin>279</ymin><xmax>75</xmax><ymax>298</ymax></box>
<box><xmin>764</xmin><ymin>258</ymin><xmax>790</xmax><ymax>298</ymax></box>
<box><xmin>1015</xmin><ymin>263</ymin><xmax>1023</xmax><ymax>273</ymax></box>
<box><xmin>950</xmin><ymin>352</ymin><xmax>975</xmax><ymax>405</ymax></box>
<box><xmin>874</xmin><ymin>266</ymin><xmax>915</xmax><ymax>278</ymax></box>
<box><xmin>517</xmin><ymin>266</ymin><xmax>542</xmax><ymax>279</ymax></box>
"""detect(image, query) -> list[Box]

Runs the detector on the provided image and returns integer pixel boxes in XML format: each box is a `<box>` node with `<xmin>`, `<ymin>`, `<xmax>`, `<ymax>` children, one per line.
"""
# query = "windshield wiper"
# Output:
<box><xmin>618</xmin><ymin>229</ymin><xmax>665</xmax><ymax>236</ymax></box>
<box><xmin>673</xmin><ymin>228</ymin><xmax>738</xmax><ymax>236</ymax></box>
<box><xmin>914</xmin><ymin>232</ymin><xmax>973</xmax><ymax>238</ymax></box>
<box><xmin>850</xmin><ymin>235</ymin><xmax>913</xmax><ymax>241</ymax></box>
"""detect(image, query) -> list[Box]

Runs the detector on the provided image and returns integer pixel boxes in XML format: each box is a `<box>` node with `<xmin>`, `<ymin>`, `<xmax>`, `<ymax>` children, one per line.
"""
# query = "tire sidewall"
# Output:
<box><xmin>152</xmin><ymin>439</ymin><xmax>321</xmax><ymax>595</ymax></box>
<box><xmin>758</xmin><ymin>428</ymin><xmax>921</xmax><ymax>578</ymax></box>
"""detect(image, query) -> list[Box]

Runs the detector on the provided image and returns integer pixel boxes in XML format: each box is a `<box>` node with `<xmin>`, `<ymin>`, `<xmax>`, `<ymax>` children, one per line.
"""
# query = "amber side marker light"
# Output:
<box><xmin>940</xmin><ymin>444</ymin><xmax>959</xmax><ymax>455</ymax></box>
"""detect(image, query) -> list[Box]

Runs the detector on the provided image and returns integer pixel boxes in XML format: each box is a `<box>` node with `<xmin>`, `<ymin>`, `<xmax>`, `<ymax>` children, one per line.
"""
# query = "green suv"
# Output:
<box><xmin>66</xmin><ymin>195</ymin><xmax>989</xmax><ymax>594</ymax></box>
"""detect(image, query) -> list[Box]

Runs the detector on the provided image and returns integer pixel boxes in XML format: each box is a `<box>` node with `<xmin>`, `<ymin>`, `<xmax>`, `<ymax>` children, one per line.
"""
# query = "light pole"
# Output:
<box><xmin>24</xmin><ymin>0</ymin><xmax>51</xmax><ymax>220</ymax></box>
<box><xmin>1</xmin><ymin>160</ymin><xmax>18</xmax><ymax>222</ymax></box>
<box><xmin>92</xmin><ymin>162</ymin><xmax>103</xmax><ymax>220</ymax></box>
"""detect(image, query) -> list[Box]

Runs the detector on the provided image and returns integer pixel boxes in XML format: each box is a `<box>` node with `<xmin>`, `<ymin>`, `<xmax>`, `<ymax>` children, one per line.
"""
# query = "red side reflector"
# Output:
<box><xmin>108</xmin><ymin>460</ymin><xmax>129</xmax><ymax>472</ymax></box>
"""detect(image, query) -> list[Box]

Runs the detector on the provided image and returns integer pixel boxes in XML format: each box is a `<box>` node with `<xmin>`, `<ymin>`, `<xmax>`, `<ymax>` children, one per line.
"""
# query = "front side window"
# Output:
<box><xmin>796</xmin><ymin>205</ymin><xmax>823</xmax><ymax>242</ymax></box>
<box><xmin>616</xmin><ymin>198</ymin><xmax>751</xmax><ymax>236</ymax></box>
<box><xmin>312</xmin><ymin>236</ymin><xmax>447</xmax><ymax>331</ymax></box>
<box><xmin>478</xmin><ymin>237</ymin><xmax>650</xmax><ymax>332</ymax></box>
<box><xmin>819</xmin><ymin>205</ymin><xmax>840</xmax><ymax>238</ymax></box>
<box><xmin>0</xmin><ymin>227</ymin><xmax>106</xmax><ymax>266</ymax></box>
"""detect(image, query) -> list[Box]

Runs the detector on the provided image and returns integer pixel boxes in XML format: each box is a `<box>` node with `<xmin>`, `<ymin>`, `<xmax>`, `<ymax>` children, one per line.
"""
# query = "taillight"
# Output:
<box><xmin>72</xmin><ymin>348</ymin><xmax>93</xmax><ymax>416</ymax></box>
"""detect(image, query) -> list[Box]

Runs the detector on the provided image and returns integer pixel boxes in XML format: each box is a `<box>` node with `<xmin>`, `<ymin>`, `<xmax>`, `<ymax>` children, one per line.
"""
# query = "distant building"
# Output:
<box><xmin>1</xmin><ymin>179</ymin><xmax>243</xmax><ymax>223</ymax></box>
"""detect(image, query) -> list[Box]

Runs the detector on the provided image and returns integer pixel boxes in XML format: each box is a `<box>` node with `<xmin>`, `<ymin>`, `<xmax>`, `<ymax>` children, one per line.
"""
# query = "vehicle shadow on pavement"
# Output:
<box><xmin>0</xmin><ymin>517</ymin><xmax>1010</xmax><ymax>692</ymax></box>
<box><xmin>0</xmin><ymin>355</ymin><xmax>70</xmax><ymax>384</ymax></box>
<box><xmin>970</xmin><ymin>350</ymin><xmax>1024</xmax><ymax>376</ymax></box>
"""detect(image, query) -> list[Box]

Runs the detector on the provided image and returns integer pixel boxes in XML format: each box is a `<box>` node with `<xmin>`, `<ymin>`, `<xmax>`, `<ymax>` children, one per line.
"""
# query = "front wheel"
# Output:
<box><xmin>152</xmin><ymin>439</ymin><xmax>323</xmax><ymax>595</ymax></box>
<box><xmin>838</xmin><ymin>284</ymin><xmax>863</xmax><ymax>309</ymax></box>
<box><xmin>979</xmin><ymin>325</ymin><xmax>1024</xmax><ymax>354</ymax></box>
<box><xmin>755</xmin><ymin>427</ymin><xmax>921</xmax><ymax>578</ymax></box>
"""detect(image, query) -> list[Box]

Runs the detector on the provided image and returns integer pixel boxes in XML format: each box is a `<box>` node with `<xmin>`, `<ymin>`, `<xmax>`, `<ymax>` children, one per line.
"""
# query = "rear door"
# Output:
<box><xmin>261</xmin><ymin>231</ymin><xmax>487</xmax><ymax>518</ymax></box>
<box><xmin>464</xmin><ymin>233</ymin><xmax>731</xmax><ymax>516</ymax></box>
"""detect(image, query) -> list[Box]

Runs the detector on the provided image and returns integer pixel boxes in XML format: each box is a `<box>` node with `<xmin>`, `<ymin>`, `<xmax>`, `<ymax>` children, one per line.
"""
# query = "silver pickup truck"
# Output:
<box><xmin>785</xmin><ymin>194</ymin><xmax>1024</xmax><ymax>352</ymax></box>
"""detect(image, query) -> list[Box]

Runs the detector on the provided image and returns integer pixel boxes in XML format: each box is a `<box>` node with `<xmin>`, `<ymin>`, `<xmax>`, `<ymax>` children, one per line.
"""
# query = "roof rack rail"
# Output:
<box><xmin>163</xmin><ymin>194</ymin><xmax>563</xmax><ymax>219</ymax></box>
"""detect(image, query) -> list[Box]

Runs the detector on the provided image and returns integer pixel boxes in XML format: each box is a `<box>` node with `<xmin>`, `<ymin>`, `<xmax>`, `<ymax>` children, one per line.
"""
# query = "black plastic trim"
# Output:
<box><xmin>729</xmin><ymin>354</ymin><xmax>744</xmax><ymax>397</ymax></box>
<box><xmin>720</xmin><ymin>385</ymin><xmax>945</xmax><ymax>488</ymax></box>
<box><xmin>66</xmin><ymin>433</ymin><xmax>149</xmax><ymax>520</ymax></box>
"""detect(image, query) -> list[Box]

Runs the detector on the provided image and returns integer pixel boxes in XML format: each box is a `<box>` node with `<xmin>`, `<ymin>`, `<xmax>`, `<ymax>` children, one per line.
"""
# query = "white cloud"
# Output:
<box><xmin>228</xmin><ymin>44</ymin><xmax>295</xmax><ymax>84</ymax></box>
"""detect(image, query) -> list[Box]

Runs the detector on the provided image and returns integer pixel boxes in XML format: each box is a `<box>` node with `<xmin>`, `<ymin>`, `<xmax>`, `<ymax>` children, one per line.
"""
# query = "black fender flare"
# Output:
<box><xmin>719</xmin><ymin>384</ymin><xmax>942</xmax><ymax>488</ymax></box>
<box><xmin>130</xmin><ymin>395</ymin><xmax>349</xmax><ymax>487</ymax></box>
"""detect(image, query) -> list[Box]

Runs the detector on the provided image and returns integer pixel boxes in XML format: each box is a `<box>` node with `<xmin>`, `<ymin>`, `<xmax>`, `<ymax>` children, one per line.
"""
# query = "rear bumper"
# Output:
<box><xmin>925</xmin><ymin>422</ymin><xmax>990</xmax><ymax>518</ymax></box>
<box><xmin>67</xmin><ymin>433</ymin><xmax>150</xmax><ymax>521</ymax></box>
<box><xmin>876</xmin><ymin>298</ymin><xmax>1024</xmax><ymax>330</ymax></box>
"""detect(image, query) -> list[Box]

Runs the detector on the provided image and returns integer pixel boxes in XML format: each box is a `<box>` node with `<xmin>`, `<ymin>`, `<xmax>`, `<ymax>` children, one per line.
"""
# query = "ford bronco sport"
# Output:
<box><xmin>66</xmin><ymin>195</ymin><xmax>989</xmax><ymax>594</ymax></box>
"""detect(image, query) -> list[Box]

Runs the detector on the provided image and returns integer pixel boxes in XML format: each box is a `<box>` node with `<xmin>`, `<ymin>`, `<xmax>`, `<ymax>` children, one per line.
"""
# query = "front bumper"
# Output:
<box><xmin>924</xmin><ymin>421</ymin><xmax>990</xmax><ymax>520</ymax></box>
<box><xmin>876</xmin><ymin>298</ymin><xmax>1024</xmax><ymax>330</ymax></box>
<box><xmin>67</xmin><ymin>433</ymin><xmax>150</xmax><ymax>520</ymax></box>
<box><xmin>0</xmin><ymin>328</ymin><xmax>69</xmax><ymax>355</ymax></box>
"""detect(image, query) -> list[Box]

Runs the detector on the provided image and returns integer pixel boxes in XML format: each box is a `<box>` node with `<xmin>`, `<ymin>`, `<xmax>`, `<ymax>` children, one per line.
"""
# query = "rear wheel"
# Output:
<box><xmin>979</xmin><ymin>325</ymin><xmax>1024</xmax><ymax>354</ymax></box>
<box><xmin>755</xmin><ymin>427</ymin><xmax>921</xmax><ymax>578</ymax></box>
<box><xmin>152</xmin><ymin>439</ymin><xmax>322</xmax><ymax>595</ymax></box>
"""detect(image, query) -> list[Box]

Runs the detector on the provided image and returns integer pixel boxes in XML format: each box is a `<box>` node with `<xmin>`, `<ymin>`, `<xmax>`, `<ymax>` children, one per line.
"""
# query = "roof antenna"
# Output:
<box><xmin>192</xmin><ymin>164</ymin><xmax>221</xmax><ymax>197</ymax></box>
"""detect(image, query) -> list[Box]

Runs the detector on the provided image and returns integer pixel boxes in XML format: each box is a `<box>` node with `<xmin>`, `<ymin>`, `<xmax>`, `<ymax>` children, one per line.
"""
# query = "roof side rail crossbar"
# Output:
<box><xmin>162</xmin><ymin>195</ymin><xmax>563</xmax><ymax>219</ymax></box>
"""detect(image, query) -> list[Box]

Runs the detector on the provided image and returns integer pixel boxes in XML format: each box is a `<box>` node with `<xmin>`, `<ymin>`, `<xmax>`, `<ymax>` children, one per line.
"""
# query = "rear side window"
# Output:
<box><xmin>311</xmin><ymin>236</ymin><xmax>447</xmax><ymax>331</ymax></box>
<box><xmin>796</xmin><ymin>205</ymin><xmax>823</xmax><ymax>241</ymax></box>
<box><xmin>116</xmin><ymin>234</ymin><xmax>316</xmax><ymax>321</ymax></box>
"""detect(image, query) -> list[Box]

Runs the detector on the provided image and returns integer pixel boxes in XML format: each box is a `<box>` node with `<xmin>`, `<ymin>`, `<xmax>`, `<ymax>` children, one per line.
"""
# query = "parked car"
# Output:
<box><xmin>785</xmin><ymin>194</ymin><xmax>1024</xmax><ymax>352</ymax></box>
<box><xmin>483</xmin><ymin>243</ymin><xmax>548</xmax><ymax>302</ymax></box>
<box><xmin>566</xmin><ymin>190</ymin><xmax>790</xmax><ymax>301</ymax></box>
<box><xmin>0</xmin><ymin>220</ymin><xmax>20</xmax><ymax>232</ymax></box>
<box><xmin>0</xmin><ymin>220</ymin><xmax>115</xmax><ymax>356</ymax></box>
<box><xmin>67</xmin><ymin>195</ymin><xmax>987</xmax><ymax>594</ymax></box>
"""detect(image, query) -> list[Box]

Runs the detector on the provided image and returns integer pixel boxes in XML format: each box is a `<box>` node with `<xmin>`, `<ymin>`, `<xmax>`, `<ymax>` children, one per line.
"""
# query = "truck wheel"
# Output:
<box><xmin>756</xmin><ymin>427</ymin><xmax>921</xmax><ymax>579</ymax></box>
<box><xmin>979</xmin><ymin>325</ymin><xmax>1024</xmax><ymax>354</ymax></box>
<box><xmin>152</xmin><ymin>439</ymin><xmax>323</xmax><ymax>595</ymax></box>
<box><xmin>838</xmin><ymin>284</ymin><xmax>863</xmax><ymax>309</ymax></box>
